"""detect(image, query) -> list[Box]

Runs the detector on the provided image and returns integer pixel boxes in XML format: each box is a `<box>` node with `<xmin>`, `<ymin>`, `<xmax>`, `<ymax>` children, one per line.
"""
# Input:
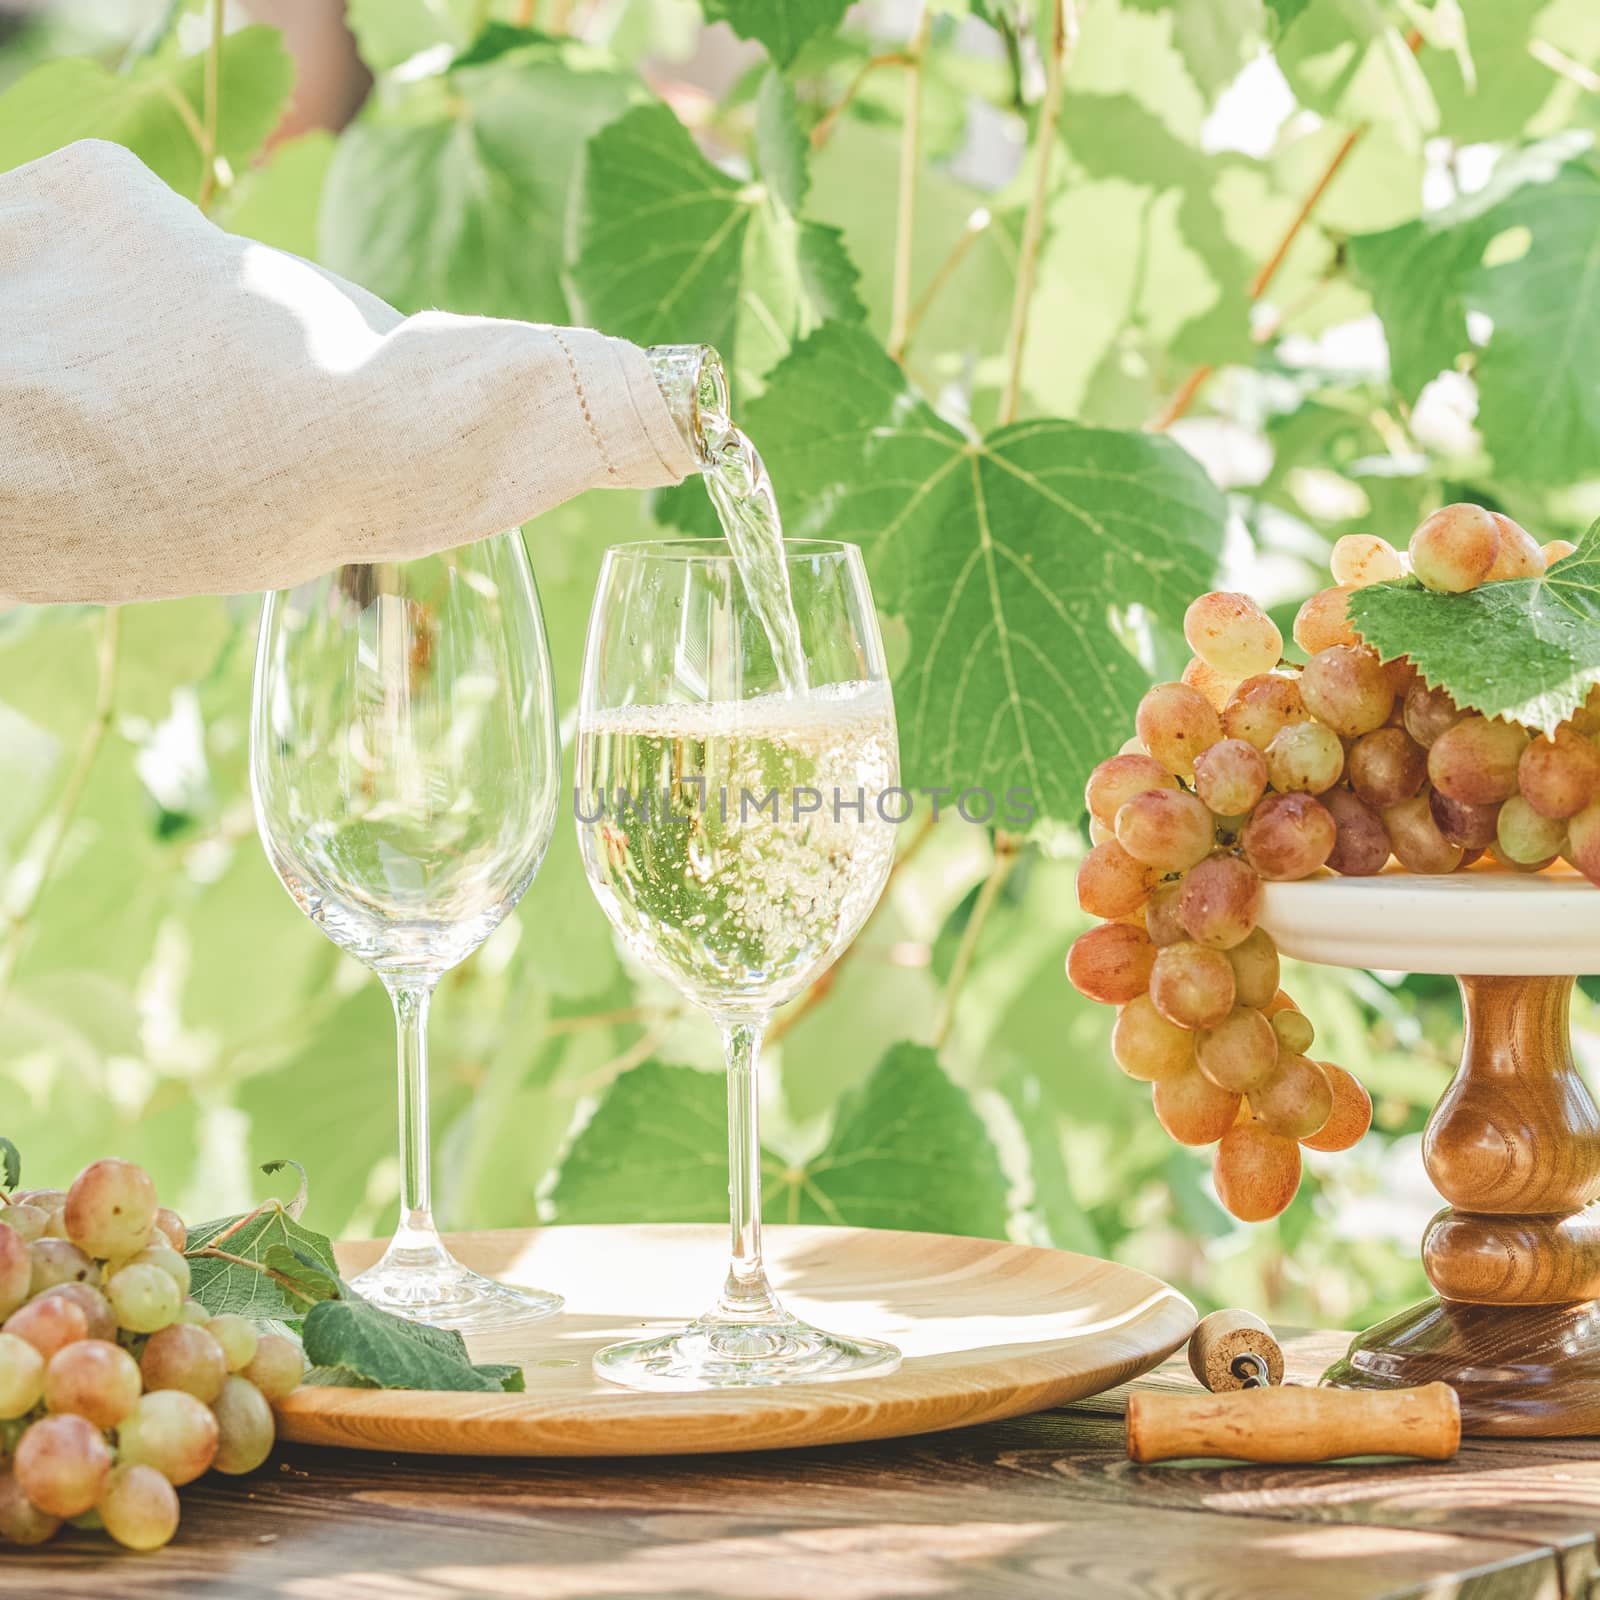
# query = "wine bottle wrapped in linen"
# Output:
<box><xmin>0</xmin><ymin>139</ymin><xmax>698</xmax><ymax>606</ymax></box>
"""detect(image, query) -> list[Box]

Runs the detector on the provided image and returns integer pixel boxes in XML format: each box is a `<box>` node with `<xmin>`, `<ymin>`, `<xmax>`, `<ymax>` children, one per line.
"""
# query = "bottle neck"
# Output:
<box><xmin>646</xmin><ymin>344</ymin><xmax>730</xmax><ymax>470</ymax></box>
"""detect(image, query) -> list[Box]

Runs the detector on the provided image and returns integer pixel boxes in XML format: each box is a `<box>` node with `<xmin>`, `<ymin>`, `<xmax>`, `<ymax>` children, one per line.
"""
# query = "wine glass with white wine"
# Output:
<box><xmin>251</xmin><ymin>535</ymin><xmax>563</xmax><ymax>1330</ymax></box>
<box><xmin>576</xmin><ymin>536</ymin><xmax>903</xmax><ymax>1388</ymax></box>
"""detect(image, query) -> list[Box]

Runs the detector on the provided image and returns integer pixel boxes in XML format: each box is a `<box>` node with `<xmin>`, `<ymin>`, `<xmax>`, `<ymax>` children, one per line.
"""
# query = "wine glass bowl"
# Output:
<box><xmin>251</xmin><ymin>536</ymin><xmax>564</xmax><ymax>1329</ymax></box>
<box><xmin>576</xmin><ymin>538</ymin><xmax>904</xmax><ymax>1388</ymax></box>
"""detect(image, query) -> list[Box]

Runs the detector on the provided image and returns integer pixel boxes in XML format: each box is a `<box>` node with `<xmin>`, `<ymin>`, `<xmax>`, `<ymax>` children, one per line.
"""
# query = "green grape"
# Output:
<box><xmin>211</xmin><ymin>1376</ymin><xmax>275</xmax><ymax>1475</ymax></box>
<box><xmin>1330</xmin><ymin>534</ymin><xmax>1403</xmax><ymax>588</ymax></box>
<box><xmin>14</xmin><ymin>1412</ymin><xmax>112</xmax><ymax>1518</ymax></box>
<box><xmin>1213</xmin><ymin>1122</ymin><xmax>1302</xmax><ymax>1222</ymax></box>
<box><xmin>116</xmin><ymin>1389</ymin><xmax>220</xmax><ymax>1486</ymax></box>
<box><xmin>1152</xmin><ymin>1065</ymin><xmax>1240</xmax><ymax>1145</ymax></box>
<box><xmin>1182</xmin><ymin>591</ymin><xmax>1282</xmax><ymax>679</ymax></box>
<box><xmin>0</xmin><ymin>1225</ymin><xmax>29</xmax><ymax>1320</ymax></box>
<box><xmin>44</xmin><ymin>1339</ymin><xmax>142</xmax><ymax>1430</ymax></box>
<box><xmin>1403</xmin><ymin>680</ymin><xmax>1465</xmax><ymax>749</ymax></box>
<box><xmin>1323</xmin><ymin>788</ymin><xmax>1391</xmax><ymax>877</ymax></box>
<box><xmin>1135</xmin><ymin>681</ymin><xmax>1223</xmax><ymax>779</ymax></box>
<box><xmin>1291</xmin><ymin>586</ymin><xmax>1358</xmax><ymax>654</ymax></box>
<box><xmin>177</xmin><ymin>1300</ymin><xmax>212</xmax><ymax>1326</ymax></box>
<box><xmin>124</xmin><ymin>1244</ymin><xmax>191</xmax><ymax>1297</ymax></box>
<box><xmin>1111</xmin><ymin>995</ymin><xmax>1194</xmax><ymax>1083</ymax></box>
<box><xmin>3</xmin><ymin>1292</ymin><xmax>88</xmax><ymax>1359</ymax></box>
<box><xmin>139</xmin><ymin>1324</ymin><xmax>229</xmax><ymax>1404</ymax></box>
<box><xmin>1192</xmin><ymin>738</ymin><xmax>1268</xmax><ymax>816</ymax></box>
<box><xmin>1149</xmin><ymin>941</ymin><xmax>1236</xmax><ymax>1030</ymax></box>
<box><xmin>1408</xmin><ymin>503</ymin><xmax>1498</xmax><ymax>592</ymax></box>
<box><xmin>1384</xmin><ymin>793</ymin><xmax>1466</xmax><ymax>874</ymax></box>
<box><xmin>0</xmin><ymin>1204</ymin><xmax>48</xmax><ymax>1243</ymax></box>
<box><xmin>242</xmin><ymin>1334</ymin><xmax>306</xmax><ymax>1403</ymax></box>
<box><xmin>63</xmin><ymin>1159</ymin><xmax>158</xmax><ymax>1263</ymax></box>
<box><xmin>206</xmin><ymin>1315</ymin><xmax>259</xmax><ymax>1375</ymax></box>
<box><xmin>40</xmin><ymin>1283</ymin><xmax>117</xmax><ymax>1342</ymax></box>
<box><xmin>1496</xmin><ymin>795</ymin><xmax>1567</xmax><ymax>866</ymax></box>
<box><xmin>1065</xmin><ymin>923</ymin><xmax>1156</xmax><ymax>1006</ymax></box>
<box><xmin>1271</xmin><ymin>1008</ymin><xmax>1316</xmax><ymax>1056</ymax></box>
<box><xmin>1222</xmin><ymin>673</ymin><xmax>1309</xmax><ymax>752</ymax></box>
<box><xmin>1195</xmin><ymin>1007</ymin><xmax>1277</xmax><ymax>1093</ymax></box>
<box><xmin>1177</xmin><ymin>854</ymin><xmax>1261</xmax><ymax>950</ymax></box>
<box><xmin>0</xmin><ymin>1467</ymin><xmax>60</xmax><ymax>1546</ymax></box>
<box><xmin>106</xmin><ymin>1262</ymin><xmax>182</xmax><ymax>1335</ymax></box>
<box><xmin>1084</xmin><ymin>752</ymin><xmax>1176</xmax><ymax>830</ymax></box>
<box><xmin>1428</xmin><ymin>715</ymin><xmax>1528</xmax><ymax>805</ymax></box>
<box><xmin>98</xmin><ymin>1463</ymin><xmax>181</xmax><ymax>1553</ymax></box>
<box><xmin>0</xmin><ymin>1330</ymin><xmax>45</xmax><ymax>1420</ymax></box>
<box><xmin>1485</xmin><ymin>513</ymin><xmax>1547</xmax><ymax>580</ymax></box>
<box><xmin>1240</xmin><ymin>793</ymin><xmax>1336</xmax><ymax>881</ymax></box>
<box><xmin>1075</xmin><ymin>839</ymin><xmax>1154</xmax><ymax>920</ymax></box>
<box><xmin>1264</xmin><ymin>720</ymin><xmax>1345</xmax><ymax>795</ymax></box>
<box><xmin>1299</xmin><ymin>645</ymin><xmax>1394</xmax><ymax>739</ymax></box>
<box><xmin>1428</xmin><ymin>789</ymin><xmax>1500</xmax><ymax>850</ymax></box>
<box><xmin>28</xmin><ymin>1239</ymin><xmax>99</xmax><ymax>1297</ymax></box>
<box><xmin>1519</xmin><ymin>728</ymin><xmax>1600</xmax><ymax>820</ymax></box>
<box><xmin>1224</xmin><ymin>927</ymin><xmax>1280</xmax><ymax>1010</ymax></box>
<box><xmin>1115</xmin><ymin>788</ymin><xmax>1216</xmax><ymax>873</ymax></box>
<box><xmin>1348</xmin><ymin>727</ymin><xmax>1426</xmax><ymax>809</ymax></box>
<box><xmin>1249</xmin><ymin>1055</ymin><xmax>1333</xmax><ymax>1140</ymax></box>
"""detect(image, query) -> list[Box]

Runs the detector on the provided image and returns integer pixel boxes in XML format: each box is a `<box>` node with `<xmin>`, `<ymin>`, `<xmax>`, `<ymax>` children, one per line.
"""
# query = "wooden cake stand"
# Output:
<box><xmin>1263</xmin><ymin>867</ymin><xmax>1600</xmax><ymax>1436</ymax></box>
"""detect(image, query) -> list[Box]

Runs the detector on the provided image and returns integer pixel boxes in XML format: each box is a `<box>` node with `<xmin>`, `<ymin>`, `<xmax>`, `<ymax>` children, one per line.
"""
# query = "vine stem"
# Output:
<box><xmin>196</xmin><ymin>0</ymin><xmax>224</xmax><ymax>211</ymax></box>
<box><xmin>932</xmin><ymin>832</ymin><xmax>1021</xmax><ymax>1050</ymax></box>
<box><xmin>998</xmin><ymin>0</ymin><xmax>1074</xmax><ymax>427</ymax></box>
<box><xmin>0</xmin><ymin>609</ymin><xmax>121</xmax><ymax>1016</ymax></box>
<box><xmin>513</xmin><ymin>0</ymin><xmax>537</xmax><ymax>22</ymax></box>
<box><xmin>192</xmin><ymin>1246</ymin><xmax>321</xmax><ymax>1308</ymax></box>
<box><xmin>1152</xmin><ymin>26</ymin><xmax>1424</xmax><ymax>431</ymax></box>
<box><xmin>810</xmin><ymin>52</ymin><xmax>911</xmax><ymax>150</ymax></box>
<box><xmin>899</xmin><ymin>207</ymin><xmax>993</xmax><ymax>360</ymax></box>
<box><xmin>887</xmin><ymin>4</ymin><xmax>933</xmax><ymax>362</ymax></box>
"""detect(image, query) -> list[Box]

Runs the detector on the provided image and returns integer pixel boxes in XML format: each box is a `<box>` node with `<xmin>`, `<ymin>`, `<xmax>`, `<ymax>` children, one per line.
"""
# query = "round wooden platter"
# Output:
<box><xmin>274</xmin><ymin>1224</ymin><xmax>1196</xmax><ymax>1457</ymax></box>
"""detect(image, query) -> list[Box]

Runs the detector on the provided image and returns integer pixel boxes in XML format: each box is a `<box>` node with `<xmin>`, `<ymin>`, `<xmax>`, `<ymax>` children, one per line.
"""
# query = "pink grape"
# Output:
<box><xmin>1519</xmin><ymin>727</ymin><xmax>1600</xmax><ymax>819</ymax></box>
<box><xmin>0</xmin><ymin>1468</ymin><xmax>60</xmax><ymax>1546</ymax></box>
<box><xmin>1136</xmin><ymin>681</ymin><xmax>1224</xmax><ymax>779</ymax></box>
<box><xmin>63</xmin><ymin>1158</ymin><xmax>158</xmax><ymax>1262</ymax></box>
<box><xmin>28</xmin><ymin>1238</ymin><xmax>98</xmax><ymax>1297</ymax></box>
<box><xmin>0</xmin><ymin>1204</ymin><xmax>48</xmax><ymax>1243</ymax></box>
<box><xmin>1193</xmin><ymin>738</ymin><xmax>1269</xmax><ymax>817</ymax></box>
<box><xmin>1409</xmin><ymin>503</ymin><xmax>1498</xmax><ymax>592</ymax></box>
<box><xmin>1144</xmin><ymin>881</ymin><xmax>1187</xmax><ymax>947</ymax></box>
<box><xmin>44</xmin><ymin>1339</ymin><xmax>142</xmax><ymax>1429</ymax></box>
<box><xmin>1249</xmin><ymin>1054</ymin><xmax>1333</xmax><ymax>1140</ymax></box>
<box><xmin>1428</xmin><ymin>715</ymin><xmax>1528</xmax><ymax>805</ymax></box>
<box><xmin>1543</xmin><ymin>539</ymin><xmax>1578</xmax><ymax>566</ymax></box>
<box><xmin>1330</xmin><ymin>535</ymin><xmax>1403</xmax><ymax>588</ymax></box>
<box><xmin>1183</xmin><ymin>592</ymin><xmax>1283</xmax><ymax>679</ymax></box>
<box><xmin>1076</xmin><ymin>840</ymin><xmax>1155</xmax><ymax>920</ymax></box>
<box><xmin>1196</xmin><ymin>1006</ymin><xmax>1278</xmax><ymax>1093</ymax></box>
<box><xmin>1403</xmin><ymin>679</ymin><xmax>1464</xmax><ymax>748</ymax></box>
<box><xmin>152</xmin><ymin>1208</ymin><xmax>188</xmax><ymax>1253</ymax></box>
<box><xmin>39</xmin><ymin>1282</ymin><xmax>116</xmax><ymax>1342</ymax></box>
<box><xmin>1213</xmin><ymin>1122</ymin><xmax>1302</xmax><ymax>1221</ymax></box>
<box><xmin>1292</xmin><ymin>586</ymin><xmax>1359</xmax><ymax>654</ymax></box>
<box><xmin>1084</xmin><ymin>752</ymin><xmax>1176</xmax><ymax>829</ymax></box>
<box><xmin>1240</xmin><ymin>792</ymin><xmax>1337</xmax><ymax>880</ymax></box>
<box><xmin>1428</xmin><ymin>788</ymin><xmax>1502</xmax><ymax>850</ymax></box>
<box><xmin>1567</xmin><ymin>800</ymin><xmax>1600</xmax><ymax>885</ymax></box>
<box><xmin>140</xmin><ymin>1323</ymin><xmax>229</xmax><ymax>1404</ymax></box>
<box><xmin>1181</xmin><ymin>656</ymin><xmax>1239</xmax><ymax>712</ymax></box>
<box><xmin>1323</xmin><ymin>789</ymin><xmax>1391</xmax><ymax>877</ymax></box>
<box><xmin>98</xmin><ymin>1463</ymin><xmax>181</xmax><ymax>1552</ymax></box>
<box><xmin>1066</xmin><ymin>923</ymin><xmax>1156</xmax><ymax>1006</ymax></box>
<box><xmin>1153</xmin><ymin>1065</ymin><xmax>1241</xmax><ymax>1145</ymax></box>
<box><xmin>1384</xmin><ymin>793</ymin><xmax>1466</xmax><ymax>874</ymax></box>
<box><xmin>3</xmin><ymin>1292</ymin><xmax>88</xmax><ymax>1360</ymax></box>
<box><xmin>1485</xmin><ymin>513</ymin><xmax>1547</xmax><ymax>581</ymax></box>
<box><xmin>1149</xmin><ymin>941</ymin><xmax>1236</xmax><ymax>1030</ymax></box>
<box><xmin>1224</xmin><ymin>928</ymin><xmax>1280</xmax><ymax>1010</ymax></box>
<box><xmin>14</xmin><ymin>1412</ymin><xmax>111</xmax><ymax>1518</ymax></box>
<box><xmin>1223</xmin><ymin>673</ymin><xmax>1310</xmax><ymax>751</ymax></box>
<box><xmin>1265</xmin><ymin>719</ymin><xmax>1345</xmax><ymax>795</ymax></box>
<box><xmin>1111</xmin><ymin>996</ymin><xmax>1194</xmax><ymax>1083</ymax></box>
<box><xmin>1300</xmin><ymin>1063</ymin><xmax>1373</xmax><ymax>1152</ymax></box>
<box><xmin>117</xmin><ymin>1390</ymin><xmax>220</xmax><ymax>1486</ymax></box>
<box><xmin>0</xmin><ymin>1224</ymin><xmax>29</xmax><ymax>1320</ymax></box>
<box><xmin>1116</xmin><ymin>788</ymin><xmax>1216</xmax><ymax>873</ymax></box>
<box><xmin>1348</xmin><ymin>726</ymin><xmax>1426</xmax><ymax>808</ymax></box>
<box><xmin>1299</xmin><ymin>645</ymin><xmax>1394</xmax><ymax>738</ymax></box>
<box><xmin>1177</xmin><ymin>854</ymin><xmax>1262</xmax><ymax>949</ymax></box>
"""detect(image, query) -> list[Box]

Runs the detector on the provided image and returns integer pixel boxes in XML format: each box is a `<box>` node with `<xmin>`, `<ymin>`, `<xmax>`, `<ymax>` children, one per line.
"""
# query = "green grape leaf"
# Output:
<box><xmin>741</xmin><ymin>322</ymin><xmax>1227</xmax><ymax>820</ymax></box>
<box><xmin>185</xmin><ymin>1204</ymin><xmax>340</xmax><ymax>1320</ymax></box>
<box><xmin>1274</xmin><ymin>0</ymin><xmax>1436</xmax><ymax>145</ymax></box>
<box><xmin>1123</xmin><ymin>0</ymin><xmax>1268</xmax><ymax>106</ymax></box>
<box><xmin>1349</xmin><ymin>136</ymin><xmax>1600</xmax><ymax>485</ymax></box>
<box><xmin>262</xmin><ymin>1243</ymin><xmax>340</xmax><ymax>1304</ymax></box>
<box><xmin>0</xmin><ymin>26</ymin><xmax>294</xmax><ymax>193</ymax></box>
<box><xmin>571</xmin><ymin>103</ymin><xmax>863</xmax><ymax>399</ymax></box>
<box><xmin>320</xmin><ymin>39</ymin><xmax>638</xmax><ymax>324</ymax></box>
<box><xmin>0</xmin><ymin>1137</ymin><xmax>18</xmax><ymax>1193</ymax></box>
<box><xmin>1265</xmin><ymin>0</ymin><xmax>1311</xmax><ymax>32</ymax></box>
<box><xmin>1349</xmin><ymin>520</ymin><xmax>1600</xmax><ymax>733</ymax></box>
<box><xmin>549</xmin><ymin>1047</ymin><xmax>1009</xmax><ymax>1237</ymax></box>
<box><xmin>301</xmin><ymin>1290</ymin><xmax>526</xmax><ymax>1392</ymax></box>
<box><xmin>755</xmin><ymin>68</ymin><xmax>809</xmax><ymax>213</ymax></box>
<box><xmin>701</xmin><ymin>0</ymin><xmax>854</xmax><ymax>67</ymax></box>
<box><xmin>345</xmin><ymin>0</ymin><xmax>479</xmax><ymax>73</ymax></box>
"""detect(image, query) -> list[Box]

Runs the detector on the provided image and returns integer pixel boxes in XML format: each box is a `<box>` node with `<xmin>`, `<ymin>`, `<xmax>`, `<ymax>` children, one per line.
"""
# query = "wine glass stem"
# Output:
<box><xmin>388</xmin><ymin>979</ymin><xmax>443</xmax><ymax>1252</ymax></box>
<box><xmin>718</xmin><ymin>1018</ymin><xmax>781</xmax><ymax>1320</ymax></box>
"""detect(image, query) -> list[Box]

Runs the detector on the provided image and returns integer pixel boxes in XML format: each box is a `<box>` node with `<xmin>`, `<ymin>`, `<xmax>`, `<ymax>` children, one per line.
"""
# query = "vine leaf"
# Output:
<box><xmin>1349</xmin><ymin>519</ymin><xmax>1600</xmax><ymax>733</ymax></box>
<box><xmin>1350</xmin><ymin>135</ymin><xmax>1600</xmax><ymax>485</ymax></box>
<box><xmin>740</xmin><ymin>322</ymin><xmax>1227</xmax><ymax>821</ymax></box>
<box><xmin>0</xmin><ymin>1138</ymin><xmax>18</xmax><ymax>1193</ymax></box>
<box><xmin>548</xmin><ymin>1047</ymin><xmax>1009</xmax><ymax>1238</ymax></box>
<box><xmin>701</xmin><ymin>0</ymin><xmax>853</xmax><ymax>67</ymax></box>
<box><xmin>259</xmin><ymin>1158</ymin><xmax>309</xmax><ymax>1221</ymax></box>
<box><xmin>185</xmin><ymin>1205</ymin><xmax>339</xmax><ymax>1320</ymax></box>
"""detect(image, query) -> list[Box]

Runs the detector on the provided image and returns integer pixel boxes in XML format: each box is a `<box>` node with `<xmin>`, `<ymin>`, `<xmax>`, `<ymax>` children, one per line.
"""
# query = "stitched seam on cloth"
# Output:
<box><xmin>552</xmin><ymin>329</ymin><xmax>618</xmax><ymax>482</ymax></box>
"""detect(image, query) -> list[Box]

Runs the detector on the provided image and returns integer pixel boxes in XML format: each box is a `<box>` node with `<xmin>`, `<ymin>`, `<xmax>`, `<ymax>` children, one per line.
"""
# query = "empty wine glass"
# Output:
<box><xmin>575</xmin><ymin>538</ymin><xmax>903</xmax><ymax>1388</ymax></box>
<box><xmin>251</xmin><ymin>536</ymin><xmax>562</xmax><ymax>1330</ymax></box>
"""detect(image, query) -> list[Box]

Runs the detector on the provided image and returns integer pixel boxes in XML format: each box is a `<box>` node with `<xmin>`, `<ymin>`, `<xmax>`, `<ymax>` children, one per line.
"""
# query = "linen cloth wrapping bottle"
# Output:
<box><xmin>0</xmin><ymin>139</ymin><xmax>701</xmax><ymax>606</ymax></box>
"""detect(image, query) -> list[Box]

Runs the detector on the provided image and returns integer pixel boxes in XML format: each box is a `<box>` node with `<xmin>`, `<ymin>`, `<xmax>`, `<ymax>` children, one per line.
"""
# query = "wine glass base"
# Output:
<box><xmin>350</xmin><ymin>1252</ymin><xmax>563</xmax><ymax>1332</ymax></box>
<box><xmin>593</xmin><ymin>1312</ymin><xmax>902</xmax><ymax>1391</ymax></box>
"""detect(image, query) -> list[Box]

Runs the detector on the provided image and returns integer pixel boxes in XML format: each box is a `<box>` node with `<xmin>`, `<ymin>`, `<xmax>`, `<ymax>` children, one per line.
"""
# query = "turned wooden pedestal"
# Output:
<box><xmin>1262</xmin><ymin>871</ymin><xmax>1600</xmax><ymax>1437</ymax></box>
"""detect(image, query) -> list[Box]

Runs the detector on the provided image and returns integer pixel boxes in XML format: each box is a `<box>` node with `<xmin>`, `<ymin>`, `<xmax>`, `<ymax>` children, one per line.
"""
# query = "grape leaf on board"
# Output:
<box><xmin>320</xmin><ymin>39</ymin><xmax>637</xmax><ymax>325</ymax></box>
<box><xmin>701</xmin><ymin>0</ymin><xmax>853</xmax><ymax>67</ymax></box>
<box><xmin>1349</xmin><ymin>520</ymin><xmax>1600</xmax><ymax>733</ymax></box>
<box><xmin>548</xmin><ymin>1047</ymin><xmax>1009</xmax><ymax>1238</ymax></box>
<box><xmin>185</xmin><ymin>1205</ymin><xmax>340</xmax><ymax>1320</ymax></box>
<box><xmin>0</xmin><ymin>27</ymin><xmax>293</xmax><ymax>194</ymax></box>
<box><xmin>739</xmin><ymin>322</ymin><xmax>1227</xmax><ymax>821</ymax></box>
<box><xmin>570</xmin><ymin>103</ymin><xmax>863</xmax><ymax>400</ymax></box>
<box><xmin>1349</xmin><ymin>136</ymin><xmax>1600</xmax><ymax>485</ymax></box>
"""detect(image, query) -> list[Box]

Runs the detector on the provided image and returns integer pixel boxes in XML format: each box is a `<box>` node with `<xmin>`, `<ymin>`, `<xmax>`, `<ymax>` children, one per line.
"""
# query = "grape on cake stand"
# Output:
<box><xmin>1261</xmin><ymin>865</ymin><xmax>1600</xmax><ymax>1435</ymax></box>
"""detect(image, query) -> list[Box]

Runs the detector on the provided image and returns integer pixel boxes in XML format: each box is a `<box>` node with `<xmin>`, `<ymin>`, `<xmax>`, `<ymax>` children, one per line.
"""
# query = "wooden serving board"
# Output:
<box><xmin>275</xmin><ymin>1224</ymin><xmax>1196</xmax><ymax>1457</ymax></box>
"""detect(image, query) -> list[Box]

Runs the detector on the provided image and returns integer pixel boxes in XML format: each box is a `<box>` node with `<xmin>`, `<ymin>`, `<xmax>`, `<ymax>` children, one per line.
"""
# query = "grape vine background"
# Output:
<box><xmin>2</xmin><ymin>0</ymin><xmax>1598</xmax><ymax>1332</ymax></box>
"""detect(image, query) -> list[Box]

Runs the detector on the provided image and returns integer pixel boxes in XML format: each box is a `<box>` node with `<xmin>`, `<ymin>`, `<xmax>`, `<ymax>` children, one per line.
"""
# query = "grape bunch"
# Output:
<box><xmin>0</xmin><ymin>1159</ymin><xmax>305</xmax><ymax>1552</ymax></box>
<box><xmin>1067</xmin><ymin>502</ymin><xmax>1592</xmax><ymax>1222</ymax></box>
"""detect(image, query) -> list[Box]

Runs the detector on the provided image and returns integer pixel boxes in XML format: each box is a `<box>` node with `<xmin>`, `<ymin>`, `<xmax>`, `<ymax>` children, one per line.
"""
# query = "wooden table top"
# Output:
<box><xmin>7</xmin><ymin>1330</ymin><xmax>1598</xmax><ymax>1600</ymax></box>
